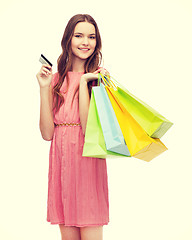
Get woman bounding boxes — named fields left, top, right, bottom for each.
left=36, top=14, right=109, bottom=240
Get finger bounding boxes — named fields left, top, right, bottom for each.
left=94, top=68, right=109, bottom=76
left=101, top=68, right=108, bottom=74
left=42, top=64, right=52, bottom=71
left=104, top=69, right=109, bottom=75
left=45, top=66, right=52, bottom=71
left=93, top=69, right=102, bottom=74
left=42, top=63, right=51, bottom=68
left=42, top=67, right=51, bottom=75
left=41, top=70, right=49, bottom=76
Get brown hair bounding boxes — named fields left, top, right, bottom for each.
left=53, top=14, right=102, bottom=113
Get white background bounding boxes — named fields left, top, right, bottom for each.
left=0, top=0, right=192, bottom=239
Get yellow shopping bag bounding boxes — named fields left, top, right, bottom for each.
left=99, top=73, right=173, bottom=138
left=105, top=86, right=168, bottom=161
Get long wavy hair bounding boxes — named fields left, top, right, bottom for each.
left=53, top=14, right=102, bottom=113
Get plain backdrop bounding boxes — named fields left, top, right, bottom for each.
left=0, top=0, right=192, bottom=239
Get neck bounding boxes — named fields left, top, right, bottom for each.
left=71, top=55, right=86, bottom=72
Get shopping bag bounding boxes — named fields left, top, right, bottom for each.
left=105, top=86, right=168, bottom=161
left=93, top=84, right=130, bottom=156
left=82, top=89, right=130, bottom=159
left=100, top=74, right=173, bottom=138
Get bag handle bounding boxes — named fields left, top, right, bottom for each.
left=97, top=73, right=102, bottom=86
left=99, top=73, right=117, bottom=90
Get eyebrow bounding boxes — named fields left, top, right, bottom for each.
left=74, top=32, right=96, bottom=35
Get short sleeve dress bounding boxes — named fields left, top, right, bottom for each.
left=47, top=72, right=109, bottom=227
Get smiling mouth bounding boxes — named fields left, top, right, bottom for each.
left=78, top=48, right=90, bottom=51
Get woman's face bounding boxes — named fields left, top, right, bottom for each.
left=71, top=21, right=96, bottom=62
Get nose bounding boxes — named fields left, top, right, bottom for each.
left=82, top=36, right=89, bottom=45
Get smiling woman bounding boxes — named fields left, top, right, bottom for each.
left=36, top=14, right=109, bottom=240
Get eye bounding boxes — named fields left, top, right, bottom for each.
left=89, top=36, right=96, bottom=39
left=74, top=34, right=82, bottom=38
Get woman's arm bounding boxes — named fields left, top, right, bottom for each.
left=36, top=64, right=55, bottom=141
left=39, top=86, right=55, bottom=140
left=79, top=68, right=108, bottom=135
left=79, top=76, right=91, bottom=135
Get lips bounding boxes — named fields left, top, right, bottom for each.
left=78, top=48, right=90, bottom=51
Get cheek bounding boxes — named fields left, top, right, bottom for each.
left=71, top=39, right=76, bottom=49
left=71, top=37, right=80, bottom=49
left=91, top=40, right=96, bottom=50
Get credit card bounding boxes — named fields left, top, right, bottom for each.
left=39, top=54, right=53, bottom=67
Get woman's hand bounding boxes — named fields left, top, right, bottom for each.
left=80, top=67, right=109, bottom=84
left=36, top=64, right=53, bottom=88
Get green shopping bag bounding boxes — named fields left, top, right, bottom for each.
left=100, top=74, right=173, bottom=138
left=82, top=89, right=130, bottom=159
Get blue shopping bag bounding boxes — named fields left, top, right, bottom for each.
left=93, top=83, right=130, bottom=156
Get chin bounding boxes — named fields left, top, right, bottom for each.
left=79, top=54, right=92, bottom=60
left=72, top=51, right=94, bottom=61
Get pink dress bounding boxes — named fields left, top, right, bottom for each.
left=47, top=72, right=109, bottom=227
